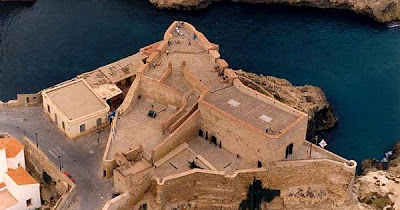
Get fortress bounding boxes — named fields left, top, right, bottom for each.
left=98, top=22, right=357, bottom=209
left=33, top=21, right=356, bottom=209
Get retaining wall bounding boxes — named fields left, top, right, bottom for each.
left=152, top=158, right=355, bottom=209
left=152, top=110, right=200, bottom=163
left=21, top=136, right=76, bottom=210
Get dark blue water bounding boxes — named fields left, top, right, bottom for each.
left=1, top=0, right=400, bottom=164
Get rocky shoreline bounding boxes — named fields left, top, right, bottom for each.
left=237, top=69, right=338, bottom=140
left=353, top=141, right=400, bottom=209
left=149, top=0, right=400, bottom=23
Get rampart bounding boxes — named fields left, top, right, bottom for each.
left=151, top=158, right=356, bottom=209
left=21, top=136, right=76, bottom=210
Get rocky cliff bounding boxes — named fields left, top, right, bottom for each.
left=149, top=0, right=400, bottom=23
left=352, top=141, right=400, bottom=210
left=236, top=69, right=337, bottom=140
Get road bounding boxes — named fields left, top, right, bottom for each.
left=0, top=106, right=115, bottom=210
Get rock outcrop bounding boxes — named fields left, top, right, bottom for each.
left=149, top=0, right=400, bottom=23
left=236, top=69, right=338, bottom=140
left=355, top=141, right=400, bottom=209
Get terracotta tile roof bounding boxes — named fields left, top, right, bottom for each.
left=6, top=167, right=38, bottom=185
left=0, top=183, right=5, bottom=188
left=0, top=137, right=23, bottom=158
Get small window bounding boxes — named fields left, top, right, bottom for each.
left=80, top=124, right=86, bottom=133
left=62, top=122, right=65, bottom=130
left=26, top=198, right=32, bottom=207
left=47, top=105, right=51, bottom=113
left=54, top=114, right=58, bottom=125
left=96, top=118, right=102, bottom=127
left=26, top=97, right=30, bottom=103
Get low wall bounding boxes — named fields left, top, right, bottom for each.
left=118, top=75, right=141, bottom=114
left=153, top=158, right=355, bottom=209
left=168, top=103, right=198, bottom=133
left=21, top=136, right=76, bottom=210
left=140, top=76, right=185, bottom=108
left=102, top=192, right=132, bottom=210
left=102, top=112, right=119, bottom=178
left=152, top=110, right=200, bottom=163
left=182, top=65, right=209, bottom=97
left=3, top=93, right=42, bottom=108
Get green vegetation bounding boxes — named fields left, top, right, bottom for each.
left=273, top=94, right=287, bottom=104
left=360, top=192, right=393, bottom=210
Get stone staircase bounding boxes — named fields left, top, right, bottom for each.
left=142, top=151, right=152, bottom=163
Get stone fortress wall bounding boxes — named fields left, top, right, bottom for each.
left=21, top=136, right=76, bottom=210
left=151, top=159, right=356, bottom=209
left=102, top=21, right=357, bottom=209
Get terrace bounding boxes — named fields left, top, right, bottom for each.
left=205, top=86, right=299, bottom=132
left=107, top=99, right=178, bottom=159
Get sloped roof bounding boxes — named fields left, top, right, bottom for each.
left=0, top=137, right=23, bottom=158
left=7, top=167, right=38, bottom=185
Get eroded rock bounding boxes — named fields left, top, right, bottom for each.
left=236, top=69, right=338, bottom=139
left=149, top=0, right=400, bottom=23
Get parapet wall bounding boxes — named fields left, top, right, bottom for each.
left=1, top=93, right=42, bottom=109
left=140, top=76, right=185, bottom=108
left=182, top=64, right=210, bottom=98
left=21, top=136, right=76, bottom=210
left=152, top=158, right=355, bottom=209
left=152, top=110, right=201, bottom=163
left=118, top=75, right=141, bottom=114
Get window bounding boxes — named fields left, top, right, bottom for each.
left=26, top=97, right=30, bottom=103
left=198, top=129, right=203, bottom=137
left=47, top=105, right=51, bottom=113
left=80, top=124, right=85, bottom=133
left=54, top=114, right=58, bottom=125
left=26, top=198, right=32, bottom=207
left=62, top=122, right=65, bottom=130
left=96, top=118, right=102, bottom=127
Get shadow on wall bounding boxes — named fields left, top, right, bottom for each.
left=239, top=178, right=281, bottom=210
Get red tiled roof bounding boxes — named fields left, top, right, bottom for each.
left=6, top=167, right=38, bottom=185
left=0, top=137, right=23, bottom=158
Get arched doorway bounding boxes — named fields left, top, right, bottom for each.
left=285, top=143, right=293, bottom=158
left=198, top=129, right=203, bottom=137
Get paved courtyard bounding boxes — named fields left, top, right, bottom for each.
left=0, top=106, right=114, bottom=210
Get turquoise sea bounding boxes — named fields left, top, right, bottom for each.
left=1, top=0, right=400, bottom=164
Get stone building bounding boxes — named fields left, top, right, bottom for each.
left=98, top=22, right=357, bottom=209
left=41, top=79, right=110, bottom=139
left=0, top=134, right=41, bottom=210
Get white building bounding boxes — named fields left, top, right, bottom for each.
left=0, top=134, right=41, bottom=210
left=41, top=79, right=110, bottom=139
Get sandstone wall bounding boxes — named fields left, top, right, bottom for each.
left=2, top=93, right=42, bottom=108
left=139, top=76, right=185, bottom=108
left=199, top=100, right=307, bottom=164
left=152, top=110, right=201, bottom=162
left=102, top=191, right=133, bottom=210
left=21, top=136, right=76, bottom=210
left=118, top=75, right=141, bottom=114
left=152, top=159, right=355, bottom=209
